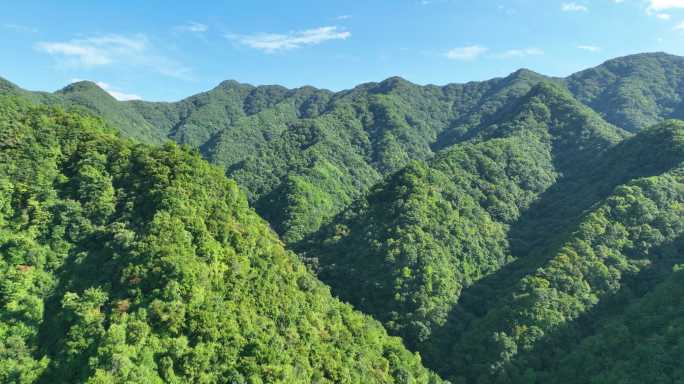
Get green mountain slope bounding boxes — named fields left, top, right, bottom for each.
left=566, top=52, right=684, bottom=132
left=537, top=264, right=684, bottom=384
left=227, top=71, right=547, bottom=243
left=0, top=96, right=442, bottom=384
left=0, top=69, right=549, bottom=244
left=297, top=82, right=627, bottom=352
left=435, top=121, right=684, bottom=383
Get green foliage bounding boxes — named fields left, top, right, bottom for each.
left=0, top=96, right=442, bottom=384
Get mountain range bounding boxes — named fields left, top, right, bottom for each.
left=2, top=51, right=684, bottom=383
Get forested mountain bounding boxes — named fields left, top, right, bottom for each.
left=297, top=82, right=627, bottom=351
left=0, top=78, right=167, bottom=144
left=3, top=53, right=682, bottom=246
left=0, top=96, right=442, bottom=383
left=566, top=52, right=684, bottom=132
left=2, top=52, right=684, bottom=384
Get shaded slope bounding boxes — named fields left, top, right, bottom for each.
left=538, top=262, right=684, bottom=384
left=299, top=83, right=626, bottom=353
left=0, top=71, right=549, bottom=244
left=435, top=121, right=684, bottom=382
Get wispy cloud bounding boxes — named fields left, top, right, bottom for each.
left=675, top=21, right=684, bottom=29
left=494, top=48, right=544, bottom=59
left=562, top=2, right=588, bottom=11
left=497, top=5, right=517, bottom=15
left=648, top=0, right=684, bottom=11
left=228, top=26, right=351, bottom=53
left=445, top=45, right=488, bottom=60
left=577, top=45, right=602, bottom=52
left=175, top=22, right=208, bottom=33
left=70, top=78, right=142, bottom=100
left=336, top=15, right=352, bottom=20
left=36, top=35, right=145, bottom=67
left=35, top=34, right=191, bottom=79
left=656, top=13, right=672, bottom=19
left=3, top=23, right=37, bottom=33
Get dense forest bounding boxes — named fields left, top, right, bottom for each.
left=0, top=97, right=441, bottom=383
left=2, top=52, right=684, bottom=383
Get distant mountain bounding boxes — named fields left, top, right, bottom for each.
left=566, top=52, right=684, bottom=132
left=3, top=53, right=683, bottom=245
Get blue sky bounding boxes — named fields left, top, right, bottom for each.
left=2, top=0, right=684, bottom=101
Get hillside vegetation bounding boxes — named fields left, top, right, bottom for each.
left=0, top=96, right=442, bottom=384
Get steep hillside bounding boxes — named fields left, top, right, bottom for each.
left=5, top=53, right=682, bottom=244
left=0, top=96, right=442, bottom=384
left=298, top=83, right=627, bottom=352
left=435, top=121, right=684, bottom=383
left=2, top=52, right=684, bottom=384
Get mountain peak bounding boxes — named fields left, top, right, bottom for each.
left=57, top=80, right=111, bottom=96
left=373, top=76, right=416, bottom=93
left=213, top=79, right=255, bottom=92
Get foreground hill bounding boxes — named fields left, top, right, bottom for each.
left=0, top=96, right=442, bottom=383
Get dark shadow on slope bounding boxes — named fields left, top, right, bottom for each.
left=422, top=231, right=684, bottom=382
left=418, top=122, right=684, bottom=376
left=486, top=234, right=684, bottom=383
left=456, top=121, right=684, bottom=318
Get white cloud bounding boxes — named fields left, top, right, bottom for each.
left=70, top=79, right=142, bottom=101
left=175, top=22, right=208, bottom=33
left=3, top=23, right=37, bottom=33
left=648, top=0, right=684, bottom=11
left=497, top=5, right=517, bottom=15
left=675, top=21, right=684, bottom=29
left=445, top=45, right=488, bottom=60
left=577, top=45, right=602, bottom=52
left=562, top=2, right=588, bottom=11
left=336, top=15, right=352, bottom=20
left=656, top=13, right=672, bottom=19
left=35, top=34, right=191, bottom=79
left=495, top=47, right=544, bottom=58
left=228, top=26, right=351, bottom=53
left=36, top=35, right=147, bottom=67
